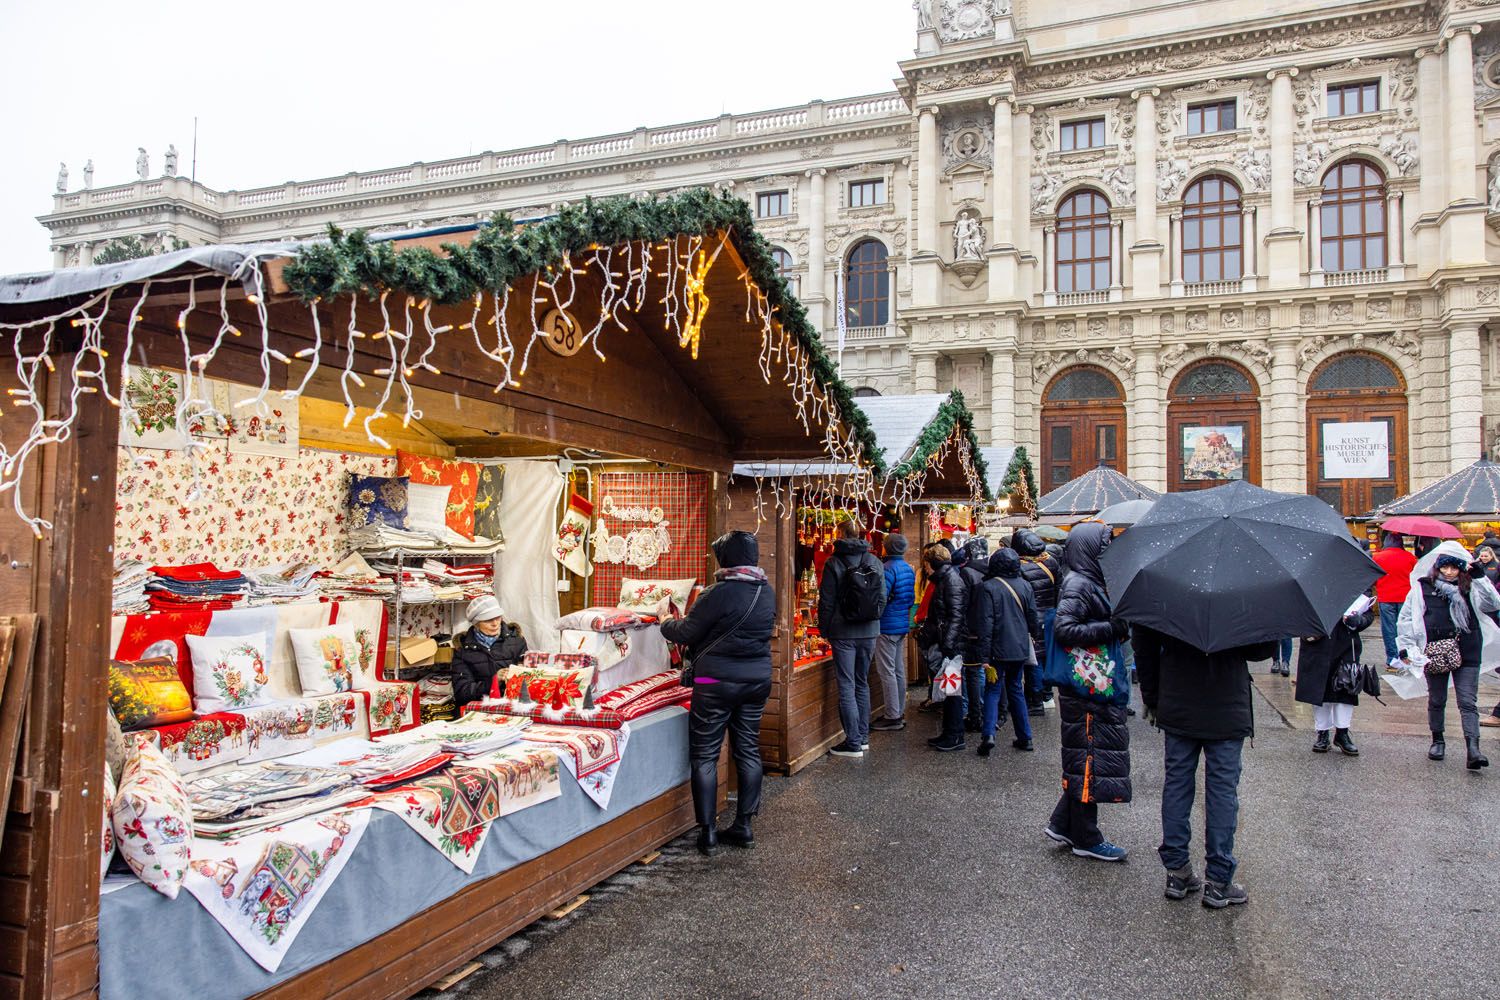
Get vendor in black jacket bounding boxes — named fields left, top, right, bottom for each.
left=661, top=530, right=776, bottom=857
left=1134, top=624, right=1276, bottom=910
left=451, top=596, right=528, bottom=708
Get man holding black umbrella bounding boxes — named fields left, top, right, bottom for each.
left=1102, top=481, right=1382, bottom=909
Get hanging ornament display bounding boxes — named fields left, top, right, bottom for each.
left=591, top=494, right=672, bottom=570
left=554, top=493, right=594, bottom=577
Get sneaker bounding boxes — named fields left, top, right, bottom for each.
left=931, top=736, right=966, bottom=752
left=1043, top=697, right=1056, bottom=709
left=1012, top=738, right=1034, bottom=751
left=1202, top=880, right=1249, bottom=908
left=829, top=741, right=864, bottom=758
left=1072, top=841, right=1128, bottom=862
left=861, top=743, right=871, bottom=752
left=1164, top=867, right=1203, bottom=900
left=870, top=716, right=906, bottom=731
left=1481, top=716, right=1500, bottom=729
left=1043, top=826, right=1074, bottom=848
left=1269, top=660, right=1282, bottom=674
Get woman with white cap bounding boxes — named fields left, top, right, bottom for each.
left=452, top=595, right=528, bottom=708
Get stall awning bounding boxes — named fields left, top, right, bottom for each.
left=1037, top=465, right=1160, bottom=518
left=979, top=446, right=1016, bottom=501
left=1375, top=459, right=1500, bottom=518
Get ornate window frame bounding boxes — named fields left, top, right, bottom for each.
left=1168, top=80, right=1253, bottom=148
left=1038, top=98, right=1122, bottom=165
left=1308, top=59, right=1400, bottom=135
left=746, top=177, right=799, bottom=221
left=838, top=163, right=897, bottom=214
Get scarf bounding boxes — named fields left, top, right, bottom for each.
left=1432, top=579, right=1473, bottom=634
left=716, top=566, right=768, bottom=584
left=473, top=628, right=500, bottom=649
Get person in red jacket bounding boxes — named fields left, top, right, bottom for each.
left=1372, top=533, right=1417, bottom=670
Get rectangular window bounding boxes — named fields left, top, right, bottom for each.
left=756, top=191, right=789, bottom=218
left=1327, top=80, right=1380, bottom=117
left=1059, top=117, right=1107, bottom=151
left=1186, top=100, right=1237, bottom=135
left=848, top=179, right=886, bottom=208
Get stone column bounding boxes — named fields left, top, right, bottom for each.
left=1131, top=347, right=1166, bottom=491
left=1387, top=191, right=1405, bottom=269
left=1110, top=219, right=1124, bottom=300
left=917, top=107, right=940, bottom=254
left=1169, top=213, right=1184, bottom=295
left=913, top=350, right=939, bottom=393
left=1013, top=105, right=1032, bottom=253
left=1042, top=225, right=1056, bottom=304
left=1443, top=27, right=1487, bottom=266
left=1308, top=197, right=1324, bottom=284
left=1266, top=336, right=1303, bottom=493
left=1415, top=46, right=1445, bottom=275
left=805, top=168, right=827, bottom=329
left=1265, top=68, right=1302, bottom=289
left=1131, top=89, right=1159, bottom=242
left=1243, top=206, right=1257, bottom=284
left=989, top=336, right=1017, bottom=447
left=989, top=97, right=1014, bottom=247
left=79, top=241, right=95, bottom=267
left=1449, top=323, right=1484, bottom=472
left=886, top=260, right=899, bottom=334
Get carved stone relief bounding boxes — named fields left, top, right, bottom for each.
left=1102, top=164, right=1135, bottom=206
left=1366, top=300, right=1391, bottom=321
left=942, top=115, right=995, bottom=172
left=1292, top=143, right=1329, bottom=187
left=1328, top=301, right=1354, bottom=324
left=937, top=0, right=1001, bottom=43
left=1377, top=133, right=1418, bottom=175
left=1235, top=151, right=1271, bottom=191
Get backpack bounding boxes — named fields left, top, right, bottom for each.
left=838, top=555, right=885, bottom=622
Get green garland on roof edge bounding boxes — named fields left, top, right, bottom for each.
left=888, top=388, right=992, bottom=501
left=1002, top=446, right=1038, bottom=506
left=280, top=188, right=883, bottom=476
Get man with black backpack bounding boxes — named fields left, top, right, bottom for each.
left=818, top=518, right=888, bottom=759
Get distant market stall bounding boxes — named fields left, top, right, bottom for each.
left=731, top=390, right=987, bottom=773
left=0, top=191, right=880, bottom=999
left=1373, top=458, right=1500, bottom=546
left=1036, top=464, right=1161, bottom=524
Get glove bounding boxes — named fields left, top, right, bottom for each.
left=1111, top=617, right=1130, bottom=640
left=1142, top=703, right=1158, bottom=728
left=1470, top=561, right=1487, bottom=579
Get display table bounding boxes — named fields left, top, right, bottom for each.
left=98, top=708, right=692, bottom=1000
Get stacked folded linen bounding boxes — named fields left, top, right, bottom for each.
left=112, top=559, right=151, bottom=614
left=242, top=562, right=322, bottom=605
left=145, top=562, right=247, bottom=611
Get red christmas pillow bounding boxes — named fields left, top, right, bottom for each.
left=395, top=451, right=479, bottom=540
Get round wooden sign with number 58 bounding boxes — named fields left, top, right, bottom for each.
left=541, top=308, right=582, bottom=357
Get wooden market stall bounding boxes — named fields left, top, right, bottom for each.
left=730, top=390, right=988, bottom=774
left=0, top=191, right=878, bottom=1000
left=1371, top=458, right=1500, bottom=548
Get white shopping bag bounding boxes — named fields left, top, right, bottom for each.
left=930, top=655, right=963, bottom=702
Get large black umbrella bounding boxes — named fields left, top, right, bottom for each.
left=1099, top=480, right=1381, bottom=652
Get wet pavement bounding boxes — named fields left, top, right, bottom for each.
left=432, top=682, right=1500, bottom=1000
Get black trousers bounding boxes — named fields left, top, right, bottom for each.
left=689, top=677, right=772, bottom=828
left=1048, top=792, right=1101, bottom=850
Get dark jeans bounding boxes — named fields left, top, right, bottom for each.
left=689, top=677, right=772, bottom=828
left=963, top=662, right=985, bottom=723
left=1049, top=792, right=1101, bottom=850
left=1276, top=637, right=1294, bottom=666
left=1427, top=661, right=1481, bottom=740
left=1028, top=608, right=1055, bottom=702
left=1378, top=601, right=1401, bottom=664
left=982, top=661, right=1030, bottom=741
left=831, top=637, right=875, bottom=747
left=1159, top=732, right=1244, bottom=885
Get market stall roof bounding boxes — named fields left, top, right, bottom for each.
left=0, top=190, right=883, bottom=482
left=732, top=390, right=989, bottom=502
left=1374, top=459, right=1500, bottom=518
left=1037, top=465, right=1161, bottom=519
left=980, top=446, right=1016, bottom=501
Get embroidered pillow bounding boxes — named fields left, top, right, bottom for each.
left=474, top=464, right=505, bottom=542
left=405, top=482, right=453, bottom=534
left=111, top=735, right=192, bottom=898
left=101, top=764, right=117, bottom=881
left=619, top=577, right=697, bottom=614
left=396, top=450, right=479, bottom=540
left=288, top=623, right=361, bottom=696
left=107, top=657, right=194, bottom=731
left=498, top=663, right=596, bottom=711
left=348, top=474, right=409, bottom=528
left=185, top=633, right=273, bottom=714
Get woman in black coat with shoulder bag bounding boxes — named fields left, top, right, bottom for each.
left=660, top=530, right=776, bottom=857
left=1295, top=595, right=1375, bottom=756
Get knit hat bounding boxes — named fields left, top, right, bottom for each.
left=466, top=595, right=504, bottom=623
left=883, top=533, right=908, bottom=557
left=1435, top=554, right=1467, bottom=572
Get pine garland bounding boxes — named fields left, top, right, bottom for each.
left=1001, top=446, right=1039, bottom=515
left=888, top=388, right=991, bottom=500
left=281, top=189, right=884, bottom=474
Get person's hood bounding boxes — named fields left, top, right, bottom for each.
left=950, top=545, right=970, bottom=568
left=1045, top=543, right=1065, bottom=562
left=963, top=537, right=989, bottom=560
left=1063, top=521, right=1111, bottom=585
left=1412, top=540, right=1475, bottom=584
left=1011, top=529, right=1046, bottom=558
left=833, top=537, right=869, bottom=559
left=712, top=529, right=759, bottom=568
left=883, top=533, right=908, bottom=557
left=986, top=548, right=1022, bottom=579
left=1381, top=532, right=1405, bottom=550
left=937, top=538, right=956, bottom=555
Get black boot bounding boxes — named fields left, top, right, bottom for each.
left=976, top=738, right=995, bottom=757
left=1429, top=732, right=1446, bottom=761
left=1467, top=737, right=1490, bottom=770
left=696, top=825, right=720, bottom=856
left=719, top=815, right=755, bottom=848
left=1312, top=730, right=1331, bottom=753
left=1334, top=728, right=1358, bottom=756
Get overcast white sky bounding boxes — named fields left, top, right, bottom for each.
left=0, top=1, right=914, bottom=275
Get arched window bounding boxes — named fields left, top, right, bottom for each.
left=844, top=239, right=889, bottom=327
left=1173, top=361, right=1254, bottom=398
left=1310, top=352, right=1402, bottom=393
left=852, top=386, right=881, bottom=398
left=1182, top=175, right=1242, bottom=283
left=1041, top=364, right=1127, bottom=487
left=1307, top=351, right=1407, bottom=516
left=1321, top=160, right=1387, bottom=273
left=769, top=246, right=794, bottom=279
left=1056, top=190, right=1111, bottom=293
left=1045, top=366, right=1123, bottom=403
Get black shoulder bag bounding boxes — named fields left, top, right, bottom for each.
left=679, top=587, right=765, bottom=687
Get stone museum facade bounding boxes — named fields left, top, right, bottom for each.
left=38, top=0, right=1500, bottom=511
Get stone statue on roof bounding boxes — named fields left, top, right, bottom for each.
left=136, top=147, right=149, bottom=180
left=56, top=162, right=68, bottom=193
left=164, top=144, right=178, bottom=177
left=83, top=159, right=94, bottom=189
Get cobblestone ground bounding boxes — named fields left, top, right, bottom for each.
left=428, top=672, right=1500, bottom=1000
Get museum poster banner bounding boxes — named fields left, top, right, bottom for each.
left=1322, top=421, right=1389, bottom=479
left=1182, top=425, right=1245, bottom=482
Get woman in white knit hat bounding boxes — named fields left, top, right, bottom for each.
left=452, top=595, right=528, bottom=708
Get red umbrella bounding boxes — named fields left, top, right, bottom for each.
left=1380, top=515, right=1462, bottom=539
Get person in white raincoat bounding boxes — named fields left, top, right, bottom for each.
left=1395, top=540, right=1500, bottom=770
